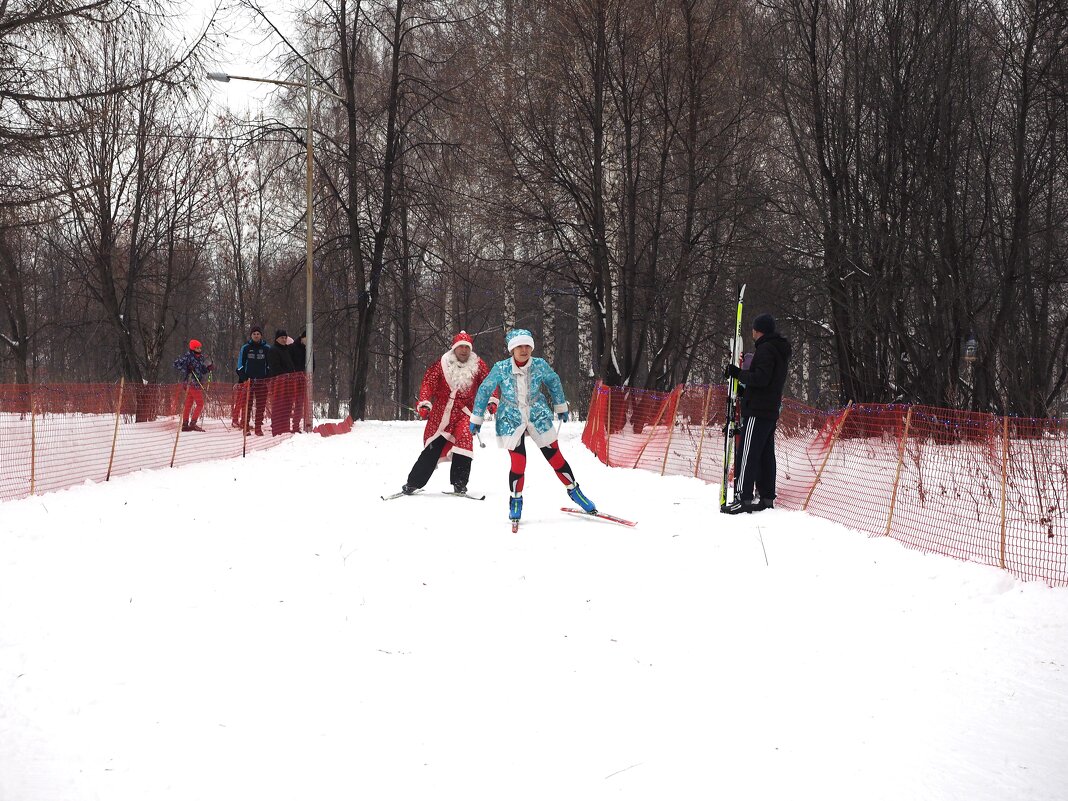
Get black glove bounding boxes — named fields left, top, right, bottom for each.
left=724, top=364, right=741, bottom=380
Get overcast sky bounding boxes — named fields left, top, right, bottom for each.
left=185, top=0, right=293, bottom=113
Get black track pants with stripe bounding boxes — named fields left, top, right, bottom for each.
left=406, top=435, right=472, bottom=489
left=733, top=416, right=778, bottom=503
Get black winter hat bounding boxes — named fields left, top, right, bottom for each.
left=250, top=325, right=262, bottom=335
left=275, top=328, right=288, bottom=340
left=752, top=314, right=776, bottom=334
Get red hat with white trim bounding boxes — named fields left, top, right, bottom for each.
left=451, top=330, right=473, bottom=351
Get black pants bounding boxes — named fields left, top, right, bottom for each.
left=406, top=435, right=472, bottom=489
left=734, top=416, right=777, bottom=503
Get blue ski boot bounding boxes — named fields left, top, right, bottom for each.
left=567, top=484, right=597, bottom=514
left=509, top=495, right=523, bottom=521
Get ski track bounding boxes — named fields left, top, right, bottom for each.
left=1, top=421, right=1067, bottom=800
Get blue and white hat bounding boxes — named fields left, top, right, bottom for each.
left=506, top=328, right=535, bottom=352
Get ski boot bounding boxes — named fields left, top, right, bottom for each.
left=453, top=482, right=468, bottom=495
left=753, top=497, right=774, bottom=512
left=567, top=484, right=597, bottom=514
left=722, top=498, right=758, bottom=515
left=401, top=484, right=418, bottom=495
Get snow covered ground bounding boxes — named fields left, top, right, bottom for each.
left=2, top=421, right=1067, bottom=800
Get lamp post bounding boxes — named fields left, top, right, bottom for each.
left=207, top=68, right=343, bottom=430
left=963, top=332, right=978, bottom=410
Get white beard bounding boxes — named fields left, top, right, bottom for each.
left=441, top=350, right=480, bottom=391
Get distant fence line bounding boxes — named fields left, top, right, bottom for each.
left=0, top=375, right=352, bottom=502
left=580, top=381, right=1068, bottom=587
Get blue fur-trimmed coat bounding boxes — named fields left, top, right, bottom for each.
left=472, top=357, right=569, bottom=449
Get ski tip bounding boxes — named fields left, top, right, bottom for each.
left=511, top=521, right=519, bottom=533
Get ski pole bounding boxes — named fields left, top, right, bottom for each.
left=476, top=432, right=486, bottom=449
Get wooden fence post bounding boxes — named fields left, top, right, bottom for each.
left=605, top=387, right=613, bottom=466
left=660, top=387, right=683, bottom=476
left=106, top=377, right=125, bottom=481
left=803, top=403, right=853, bottom=511
left=242, top=381, right=251, bottom=458
left=693, top=385, right=714, bottom=478
left=1000, top=416, right=1009, bottom=569
left=585, top=380, right=602, bottom=454
left=30, top=390, right=37, bottom=496
left=884, top=407, right=913, bottom=537
left=632, top=391, right=673, bottom=468
left=171, top=383, right=190, bottom=468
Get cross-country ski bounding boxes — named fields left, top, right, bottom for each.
left=442, top=490, right=486, bottom=500
left=381, top=488, right=423, bottom=501
left=560, top=507, right=637, bottom=527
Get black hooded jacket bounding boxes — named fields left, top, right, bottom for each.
left=290, top=333, right=307, bottom=372
left=266, top=341, right=296, bottom=376
left=738, top=332, right=792, bottom=420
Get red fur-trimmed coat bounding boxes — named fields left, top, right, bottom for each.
left=417, top=351, right=497, bottom=459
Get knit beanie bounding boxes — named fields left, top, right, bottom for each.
left=752, top=314, right=776, bottom=335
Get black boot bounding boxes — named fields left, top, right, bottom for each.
left=722, top=498, right=758, bottom=515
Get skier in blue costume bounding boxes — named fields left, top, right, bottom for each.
left=470, top=328, right=597, bottom=523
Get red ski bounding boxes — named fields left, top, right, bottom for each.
left=560, top=508, right=637, bottom=527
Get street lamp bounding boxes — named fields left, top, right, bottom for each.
left=207, top=67, right=343, bottom=430
left=962, top=332, right=979, bottom=411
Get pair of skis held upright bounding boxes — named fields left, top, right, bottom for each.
left=381, top=488, right=637, bottom=531
left=720, top=284, right=746, bottom=513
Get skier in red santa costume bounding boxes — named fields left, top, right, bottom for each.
left=399, top=331, right=498, bottom=495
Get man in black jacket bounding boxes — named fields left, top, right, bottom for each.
left=266, top=329, right=297, bottom=435
left=289, top=330, right=309, bottom=433
left=723, top=313, right=792, bottom=514
left=236, top=325, right=270, bottom=435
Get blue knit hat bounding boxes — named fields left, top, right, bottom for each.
left=506, top=328, right=535, bottom=352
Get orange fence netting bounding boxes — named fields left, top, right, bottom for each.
left=582, top=382, right=1068, bottom=586
left=0, top=374, right=350, bottom=502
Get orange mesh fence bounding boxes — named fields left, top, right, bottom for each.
left=0, top=373, right=341, bottom=502
left=582, top=382, right=1068, bottom=586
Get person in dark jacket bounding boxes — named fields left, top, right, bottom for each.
left=290, top=330, right=307, bottom=373
left=723, top=313, right=792, bottom=514
left=173, top=339, right=213, bottom=431
left=266, top=328, right=297, bottom=435
left=289, top=330, right=309, bottom=433
left=237, top=325, right=270, bottom=435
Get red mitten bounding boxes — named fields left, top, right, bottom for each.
left=418, top=405, right=430, bottom=419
